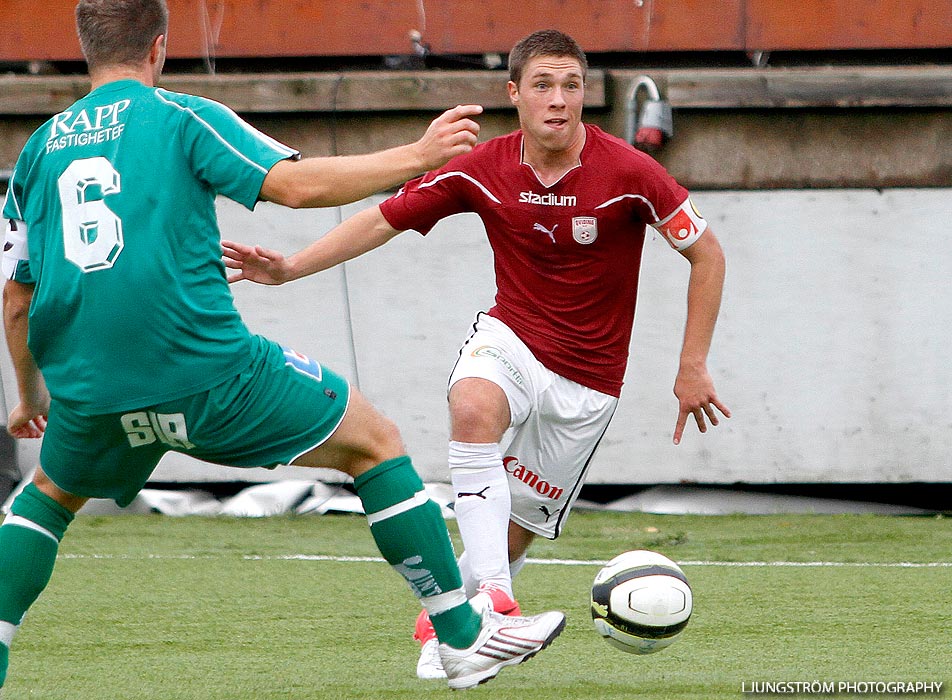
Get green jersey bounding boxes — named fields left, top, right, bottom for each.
left=2, top=79, right=298, bottom=412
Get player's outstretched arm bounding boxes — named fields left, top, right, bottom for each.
left=223, top=205, right=402, bottom=285
left=2, top=280, right=49, bottom=438
left=672, top=229, right=731, bottom=445
left=260, top=104, right=481, bottom=208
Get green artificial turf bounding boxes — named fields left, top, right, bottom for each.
left=4, top=511, right=949, bottom=699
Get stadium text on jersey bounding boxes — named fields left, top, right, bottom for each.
left=518, top=191, right=578, bottom=206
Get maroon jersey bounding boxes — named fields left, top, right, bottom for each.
left=379, top=124, right=705, bottom=397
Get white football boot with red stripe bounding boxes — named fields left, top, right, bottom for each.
left=414, top=585, right=529, bottom=681
left=439, top=608, right=566, bottom=689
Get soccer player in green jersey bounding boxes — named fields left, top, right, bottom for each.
left=0, top=0, right=564, bottom=690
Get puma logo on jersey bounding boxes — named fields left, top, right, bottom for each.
left=533, top=222, right=558, bottom=243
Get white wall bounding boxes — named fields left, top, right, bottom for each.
left=622, top=188, right=951, bottom=483
left=3, top=189, right=949, bottom=484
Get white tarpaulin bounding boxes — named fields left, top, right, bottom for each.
left=1, top=479, right=930, bottom=518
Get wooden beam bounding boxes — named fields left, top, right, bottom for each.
left=0, top=70, right=606, bottom=116
left=2, top=66, right=952, bottom=118
left=614, top=67, right=952, bottom=109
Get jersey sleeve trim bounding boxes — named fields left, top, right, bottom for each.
left=380, top=168, right=499, bottom=236
left=419, top=171, right=502, bottom=203
left=2, top=168, right=24, bottom=221
left=154, top=89, right=299, bottom=175
left=595, top=193, right=660, bottom=220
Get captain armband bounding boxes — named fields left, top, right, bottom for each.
left=652, top=198, right=707, bottom=251
left=2, top=219, right=29, bottom=280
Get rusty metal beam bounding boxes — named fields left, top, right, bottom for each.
left=1, top=1, right=950, bottom=62
left=746, top=0, right=952, bottom=51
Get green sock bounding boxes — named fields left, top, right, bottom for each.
left=354, top=457, right=481, bottom=649
left=0, top=483, right=75, bottom=686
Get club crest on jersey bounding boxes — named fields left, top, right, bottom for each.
left=572, top=216, right=598, bottom=245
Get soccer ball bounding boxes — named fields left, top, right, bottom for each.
left=590, top=549, right=693, bottom=655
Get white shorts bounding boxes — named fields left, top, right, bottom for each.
left=448, top=313, right=618, bottom=539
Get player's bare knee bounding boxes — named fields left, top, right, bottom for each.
left=342, top=389, right=406, bottom=458
left=369, top=412, right=405, bottom=461
left=33, top=467, right=87, bottom=512
left=341, top=414, right=406, bottom=478
left=450, top=394, right=509, bottom=442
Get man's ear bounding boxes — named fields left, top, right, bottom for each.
left=149, top=34, right=166, bottom=65
left=507, top=81, right=519, bottom=107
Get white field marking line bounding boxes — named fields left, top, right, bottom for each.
left=58, top=553, right=952, bottom=568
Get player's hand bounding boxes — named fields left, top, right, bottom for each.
left=414, top=104, right=482, bottom=171
left=221, top=240, right=293, bottom=285
left=7, top=401, right=48, bottom=439
left=672, top=365, right=730, bottom=445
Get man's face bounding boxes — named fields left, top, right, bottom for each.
left=508, top=55, right=585, bottom=154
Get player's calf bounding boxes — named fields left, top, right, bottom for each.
left=0, top=482, right=76, bottom=687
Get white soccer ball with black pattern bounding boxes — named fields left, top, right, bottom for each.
left=590, top=549, right=693, bottom=654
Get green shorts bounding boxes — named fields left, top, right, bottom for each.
left=39, top=336, right=350, bottom=507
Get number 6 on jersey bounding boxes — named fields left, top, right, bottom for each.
left=57, top=156, right=124, bottom=272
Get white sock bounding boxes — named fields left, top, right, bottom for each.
left=456, top=550, right=479, bottom=598
left=448, top=441, right=513, bottom=598
left=509, top=552, right=527, bottom=580
left=0, top=621, right=16, bottom=648
left=458, top=550, right=528, bottom=599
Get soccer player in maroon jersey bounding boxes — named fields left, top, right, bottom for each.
left=224, top=29, right=729, bottom=680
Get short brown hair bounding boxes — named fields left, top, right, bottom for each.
left=75, top=0, right=169, bottom=71
left=508, top=30, right=588, bottom=86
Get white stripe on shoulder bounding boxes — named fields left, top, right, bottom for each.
left=153, top=89, right=293, bottom=174
left=3, top=168, right=23, bottom=220
left=594, top=193, right=660, bottom=222
left=232, top=111, right=298, bottom=158
left=419, top=171, right=501, bottom=204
